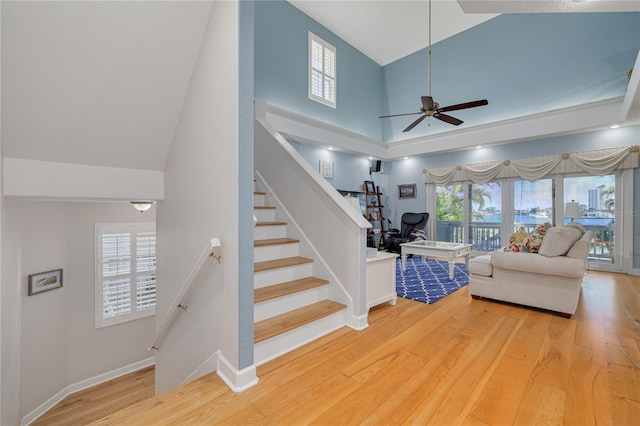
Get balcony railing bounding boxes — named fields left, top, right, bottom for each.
left=436, top=221, right=614, bottom=261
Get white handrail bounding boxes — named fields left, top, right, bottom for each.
left=149, top=238, right=222, bottom=351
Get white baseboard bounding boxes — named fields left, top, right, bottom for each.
left=632, top=267, right=640, bottom=276
left=217, top=353, right=259, bottom=392
left=22, top=357, right=155, bottom=426
left=347, top=312, right=369, bottom=331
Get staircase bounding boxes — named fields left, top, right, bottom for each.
left=253, top=190, right=347, bottom=365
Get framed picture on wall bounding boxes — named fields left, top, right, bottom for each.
left=319, top=160, right=333, bottom=178
left=28, top=268, right=63, bottom=296
left=398, top=183, right=417, bottom=199
left=364, top=180, right=376, bottom=194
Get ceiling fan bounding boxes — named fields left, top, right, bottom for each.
left=380, top=0, right=488, bottom=132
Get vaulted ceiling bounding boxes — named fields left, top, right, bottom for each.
left=2, top=1, right=639, bottom=173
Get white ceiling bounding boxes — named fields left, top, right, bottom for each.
left=288, top=0, right=640, bottom=66
left=2, top=1, right=213, bottom=171
left=2, top=1, right=639, bottom=174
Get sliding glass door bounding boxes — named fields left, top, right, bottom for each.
left=563, top=174, right=619, bottom=268
left=513, top=178, right=554, bottom=233
left=430, top=172, right=624, bottom=270
left=468, top=183, right=502, bottom=252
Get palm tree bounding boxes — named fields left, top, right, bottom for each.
left=436, top=184, right=494, bottom=222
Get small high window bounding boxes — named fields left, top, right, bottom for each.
left=309, top=32, right=336, bottom=108
left=95, top=222, right=156, bottom=328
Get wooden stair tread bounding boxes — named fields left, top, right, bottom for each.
left=255, top=221, right=287, bottom=227
left=254, top=300, right=346, bottom=343
left=254, top=191, right=266, bottom=195
left=255, top=277, right=329, bottom=303
left=254, top=256, right=313, bottom=272
left=254, top=206, right=276, bottom=210
left=254, top=238, right=300, bottom=247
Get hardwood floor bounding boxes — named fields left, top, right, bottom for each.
left=41, top=271, right=640, bottom=425
left=32, top=366, right=154, bottom=426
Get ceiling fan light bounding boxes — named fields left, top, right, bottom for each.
left=130, top=201, right=156, bottom=212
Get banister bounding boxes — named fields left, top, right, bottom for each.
left=149, top=238, right=222, bottom=351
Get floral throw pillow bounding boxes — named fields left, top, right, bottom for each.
left=505, top=228, right=528, bottom=252
left=504, top=222, right=552, bottom=253
left=523, top=222, right=552, bottom=253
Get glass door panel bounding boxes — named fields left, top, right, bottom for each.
left=468, top=183, right=501, bottom=252
left=563, top=175, right=616, bottom=266
left=435, top=185, right=464, bottom=243
left=513, top=179, right=554, bottom=233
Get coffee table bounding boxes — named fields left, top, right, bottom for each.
left=400, top=240, right=472, bottom=279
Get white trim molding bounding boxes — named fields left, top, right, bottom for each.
left=216, top=352, right=259, bottom=393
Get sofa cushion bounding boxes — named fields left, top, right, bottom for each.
left=566, top=230, right=594, bottom=259
left=539, top=226, right=582, bottom=257
left=491, top=250, right=585, bottom=279
left=565, top=221, right=586, bottom=235
left=469, top=254, right=492, bottom=277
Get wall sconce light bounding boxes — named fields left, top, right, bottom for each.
left=130, top=201, right=156, bottom=213
left=564, top=201, right=581, bottom=221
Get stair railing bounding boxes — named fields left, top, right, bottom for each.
left=149, top=238, right=222, bottom=351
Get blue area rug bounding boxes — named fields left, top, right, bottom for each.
left=396, top=256, right=469, bottom=304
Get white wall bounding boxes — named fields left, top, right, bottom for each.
left=18, top=201, right=156, bottom=416
left=1, top=198, right=22, bottom=426
left=155, top=1, right=245, bottom=393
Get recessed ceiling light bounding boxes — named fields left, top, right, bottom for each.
left=404, top=157, right=409, bottom=160
left=328, top=146, right=335, bottom=150
left=476, top=145, right=482, bottom=149
left=609, top=125, right=620, bottom=129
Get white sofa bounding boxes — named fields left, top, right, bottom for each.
left=468, top=228, right=593, bottom=318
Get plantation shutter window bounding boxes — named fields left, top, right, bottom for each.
left=309, top=32, right=336, bottom=108
left=96, top=223, right=156, bottom=328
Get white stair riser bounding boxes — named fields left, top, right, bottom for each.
left=253, top=208, right=276, bottom=222
left=254, top=310, right=346, bottom=366
left=254, top=243, right=299, bottom=263
left=254, top=224, right=286, bottom=240
left=254, top=263, right=313, bottom=289
left=254, top=286, right=329, bottom=322
left=254, top=193, right=265, bottom=206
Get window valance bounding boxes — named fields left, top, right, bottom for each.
left=422, top=145, right=640, bottom=185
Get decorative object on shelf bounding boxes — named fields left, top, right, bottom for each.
left=28, top=268, right=63, bottom=295
left=398, top=183, right=417, bottom=199
left=130, top=201, right=156, bottom=212
left=319, top=160, right=333, bottom=178
left=364, top=180, right=376, bottom=194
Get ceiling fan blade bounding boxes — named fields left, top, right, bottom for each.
left=402, top=114, right=427, bottom=132
left=379, top=112, right=422, bottom=119
left=438, top=99, right=488, bottom=113
left=421, top=96, right=434, bottom=111
left=434, top=113, right=463, bottom=126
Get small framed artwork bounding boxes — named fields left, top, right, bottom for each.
left=28, top=269, right=63, bottom=296
left=319, top=160, right=333, bottom=179
left=398, top=183, right=417, bottom=199
left=364, top=180, right=376, bottom=194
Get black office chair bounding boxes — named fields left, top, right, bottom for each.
left=385, top=212, right=429, bottom=254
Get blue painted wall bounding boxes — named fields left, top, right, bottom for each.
left=382, top=12, right=640, bottom=142
left=291, top=126, right=640, bottom=250
left=254, top=1, right=384, bottom=139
